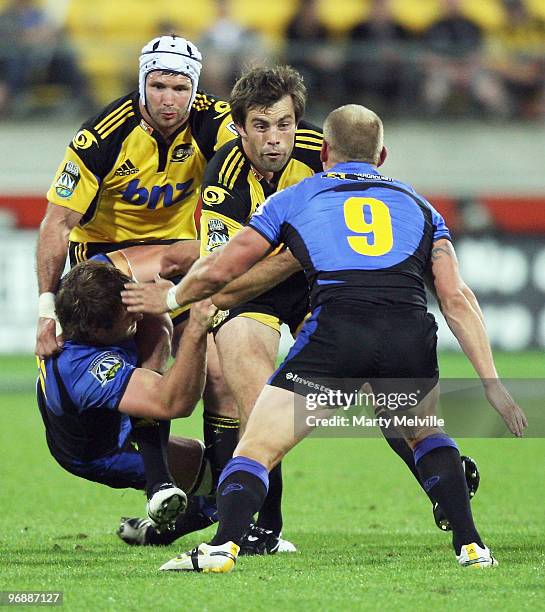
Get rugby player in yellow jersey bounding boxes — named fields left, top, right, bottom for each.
left=197, top=66, right=323, bottom=554
left=35, top=35, right=239, bottom=533
left=115, top=65, right=320, bottom=553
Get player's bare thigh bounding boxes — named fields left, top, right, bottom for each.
left=234, top=384, right=313, bottom=471
left=172, top=320, right=238, bottom=419
left=215, top=316, right=279, bottom=427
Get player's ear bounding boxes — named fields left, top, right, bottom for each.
left=235, top=122, right=247, bottom=138
left=320, top=140, right=329, bottom=166
left=377, top=146, right=387, bottom=167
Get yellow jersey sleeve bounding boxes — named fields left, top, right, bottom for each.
left=46, top=149, right=100, bottom=214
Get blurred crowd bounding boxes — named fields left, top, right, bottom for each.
left=1, top=0, right=544, bottom=120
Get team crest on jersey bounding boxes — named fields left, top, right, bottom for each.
left=171, top=144, right=195, bottom=163
left=55, top=161, right=81, bottom=198
left=202, top=186, right=231, bottom=206
left=89, top=352, right=124, bottom=386
left=72, top=129, right=98, bottom=150
left=206, top=218, right=229, bottom=251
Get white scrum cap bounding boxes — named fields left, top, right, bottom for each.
left=139, top=35, right=202, bottom=108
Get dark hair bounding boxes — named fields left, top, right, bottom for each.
left=229, top=65, right=307, bottom=127
left=55, top=261, right=132, bottom=344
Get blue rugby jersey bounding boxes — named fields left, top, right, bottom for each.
left=249, top=162, right=451, bottom=309
left=36, top=340, right=138, bottom=466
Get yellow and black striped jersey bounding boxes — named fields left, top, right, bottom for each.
left=200, top=121, right=323, bottom=255
left=47, top=91, right=236, bottom=244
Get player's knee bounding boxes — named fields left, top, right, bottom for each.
left=202, top=375, right=238, bottom=418
left=201, top=350, right=238, bottom=417
left=235, top=437, right=285, bottom=471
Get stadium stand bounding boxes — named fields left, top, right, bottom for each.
left=4, top=0, right=542, bottom=110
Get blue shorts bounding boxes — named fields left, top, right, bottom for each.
left=56, top=437, right=146, bottom=490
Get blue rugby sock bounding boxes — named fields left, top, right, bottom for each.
left=210, top=457, right=269, bottom=546
left=414, top=441, right=483, bottom=554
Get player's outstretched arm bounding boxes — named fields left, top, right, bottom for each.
left=118, top=299, right=216, bottom=419
left=35, top=203, right=83, bottom=358
left=430, top=238, right=528, bottom=437
left=122, top=227, right=273, bottom=314
left=213, top=248, right=302, bottom=310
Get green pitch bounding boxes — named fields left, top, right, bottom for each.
left=1, top=353, right=544, bottom=611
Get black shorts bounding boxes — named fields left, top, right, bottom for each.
left=214, top=271, right=310, bottom=336
left=269, top=301, right=439, bottom=399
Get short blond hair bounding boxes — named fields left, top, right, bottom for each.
left=323, top=104, right=384, bottom=164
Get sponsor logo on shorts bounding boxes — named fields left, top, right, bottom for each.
left=89, top=352, right=124, bottom=385
left=55, top=161, right=81, bottom=198
left=221, top=483, right=243, bottom=496
left=212, top=309, right=229, bottom=329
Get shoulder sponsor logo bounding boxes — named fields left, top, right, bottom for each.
left=171, top=144, right=195, bottom=163
left=213, top=100, right=231, bottom=119
left=206, top=218, right=229, bottom=252
left=55, top=161, right=81, bottom=198
left=72, top=129, right=98, bottom=150
left=226, top=121, right=238, bottom=135
left=202, top=186, right=231, bottom=206
left=89, top=352, right=124, bottom=386
left=115, top=159, right=139, bottom=176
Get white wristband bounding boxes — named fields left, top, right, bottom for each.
left=166, top=285, right=181, bottom=312
left=38, top=292, right=58, bottom=320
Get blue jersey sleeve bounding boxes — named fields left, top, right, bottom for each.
left=71, top=349, right=137, bottom=412
left=425, top=199, right=451, bottom=242
left=248, top=188, right=293, bottom=247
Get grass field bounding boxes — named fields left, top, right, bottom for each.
left=1, top=353, right=544, bottom=611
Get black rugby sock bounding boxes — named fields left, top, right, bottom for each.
left=203, top=411, right=240, bottom=488
left=256, top=462, right=283, bottom=536
left=130, top=417, right=173, bottom=498
left=415, top=446, right=483, bottom=554
left=211, top=471, right=268, bottom=546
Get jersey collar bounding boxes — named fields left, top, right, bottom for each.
left=329, top=161, right=380, bottom=174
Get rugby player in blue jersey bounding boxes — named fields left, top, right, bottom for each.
left=37, top=260, right=217, bottom=534
left=123, top=104, right=527, bottom=571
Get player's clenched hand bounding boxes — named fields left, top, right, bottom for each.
left=121, top=278, right=173, bottom=314
left=189, top=299, right=218, bottom=330
left=35, top=317, right=63, bottom=358
left=484, top=380, right=528, bottom=438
